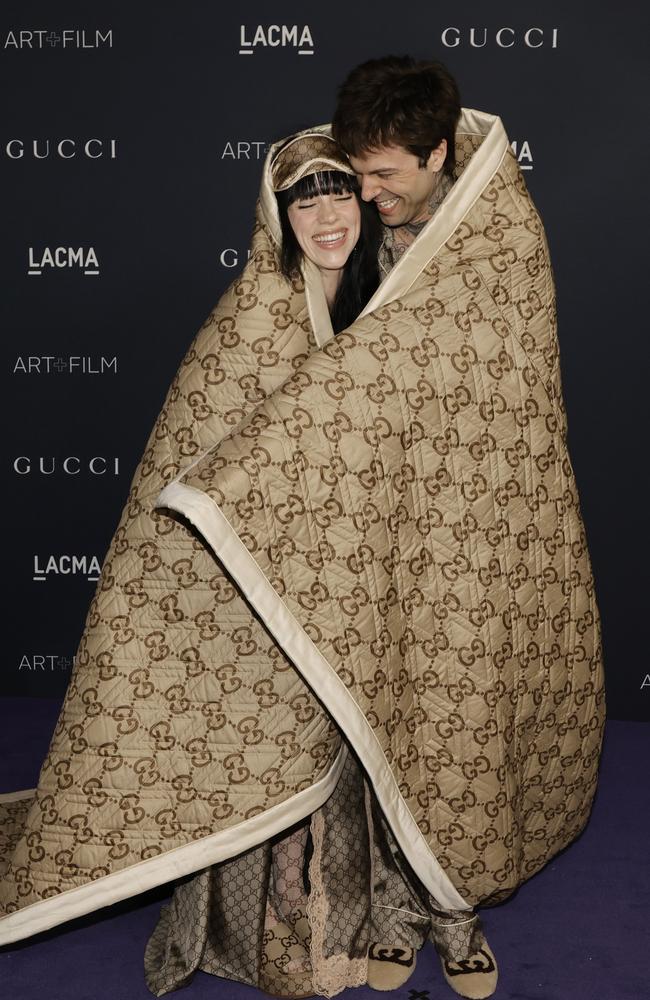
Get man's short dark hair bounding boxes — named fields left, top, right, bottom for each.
left=332, top=56, right=461, bottom=179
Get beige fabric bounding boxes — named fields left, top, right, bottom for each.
left=0, top=110, right=605, bottom=947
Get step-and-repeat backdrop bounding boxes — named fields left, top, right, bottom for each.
left=3, top=2, right=647, bottom=720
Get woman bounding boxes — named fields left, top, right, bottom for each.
left=271, top=131, right=380, bottom=332
left=0, top=131, right=388, bottom=997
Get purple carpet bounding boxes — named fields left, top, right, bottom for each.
left=1, top=699, right=647, bottom=1000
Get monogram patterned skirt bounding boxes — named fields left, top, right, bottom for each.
left=144, top=749, right=480, bottom=998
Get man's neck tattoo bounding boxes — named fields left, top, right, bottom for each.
left=403, top=217, right=430, bottom=238
left=397, top=174, right=453, bottom=243
left=378, top=174, right=453, bottom=274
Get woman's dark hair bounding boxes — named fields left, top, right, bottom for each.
left=276, top=170, right=380, bottom=334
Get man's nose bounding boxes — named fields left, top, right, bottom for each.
left=360, top=176, right=380, bottom=201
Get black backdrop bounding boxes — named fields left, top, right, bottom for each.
left=2, top=1, right=648, bottom=720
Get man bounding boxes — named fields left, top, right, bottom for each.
left=332, top=56, right=460, bottom=275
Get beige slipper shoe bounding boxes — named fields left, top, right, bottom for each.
left=367, top=943, right=417, bottom=991
left=439, top=939, right=498, bottom=999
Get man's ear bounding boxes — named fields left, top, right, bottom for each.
left=427, top=139, right=447, bottom=173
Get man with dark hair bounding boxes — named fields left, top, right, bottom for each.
left=333, top=56, right=461, bottom=274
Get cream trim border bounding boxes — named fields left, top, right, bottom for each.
left=156, top=482, right=469, bottom=912
left=0, top=744, right=346, bottom=945
left=304, top=257, right=334, bottom=347
left=0, top=788, right=36, bottom=803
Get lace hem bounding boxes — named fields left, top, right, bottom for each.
left=307, top=808, right=367, bottom=997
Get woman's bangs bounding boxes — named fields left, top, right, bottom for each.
left=287, top=170, right=357, bottom=204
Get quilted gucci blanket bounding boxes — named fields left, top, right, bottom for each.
left=0, top=111, right=605, bottom=946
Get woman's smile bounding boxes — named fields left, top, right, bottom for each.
left=312, top=228, right=348, bottom=247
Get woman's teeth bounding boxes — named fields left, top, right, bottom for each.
left=313, top=230, right=346, bottom=244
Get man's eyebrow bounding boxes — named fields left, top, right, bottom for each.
left=357, top=167, right=396, bottom=176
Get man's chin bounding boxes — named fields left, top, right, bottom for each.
left=376, top=200, right=407, bottom=227
left=381, top=214, right=408, bottom=228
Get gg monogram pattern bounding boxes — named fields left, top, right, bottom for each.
left=145, top=749, right=372, bottom=997
left=0, top=206, right=341, bottom=933
left=170, top=142, right=605, bottom=907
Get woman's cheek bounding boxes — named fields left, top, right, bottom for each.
left=348, top=203, right=362, bottom=247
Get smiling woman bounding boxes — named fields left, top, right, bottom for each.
left=273, top=133, right=381, bottom=332
left=287, top=188, right=360, bottom=299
